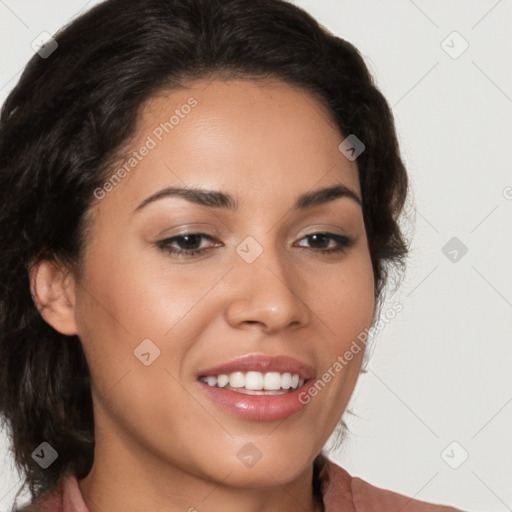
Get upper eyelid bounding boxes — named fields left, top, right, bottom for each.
left=162, top=221, right=350, bottom=238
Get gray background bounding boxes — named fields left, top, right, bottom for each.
left=1, top=1, right=511, bottom=510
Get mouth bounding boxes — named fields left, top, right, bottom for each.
left=196, top=354, right=316, bottom=421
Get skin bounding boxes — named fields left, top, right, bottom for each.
left=31, top=78, right=375, bottom=512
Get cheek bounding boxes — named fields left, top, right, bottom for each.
left=309, top=247, right=374, bottom=402
left=313, top=248, right=375, bottom=346
left=76, top=241, right=190, bottom=339
left=73, top=240, right=227, bottom=395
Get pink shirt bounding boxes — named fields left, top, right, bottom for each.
left=17, top=457, right=465, bottom=511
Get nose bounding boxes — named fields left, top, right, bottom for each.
left=224, top=241, right=311, bottom=334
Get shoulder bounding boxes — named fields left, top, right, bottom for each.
left=319, top=455, right=466, bottom=512
left=350, top=474, right=465, bottom=512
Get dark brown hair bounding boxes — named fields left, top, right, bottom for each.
left=0, top=0, right=409, bottom=502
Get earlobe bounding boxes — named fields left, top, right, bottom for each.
left=29, top=259, right=79, bottom=336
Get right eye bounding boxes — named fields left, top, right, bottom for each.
left=157, top=233, right=221, bottom=258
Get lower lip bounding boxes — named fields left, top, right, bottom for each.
left=198, top=380, right=312, bottom=421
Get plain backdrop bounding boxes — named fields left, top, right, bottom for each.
left=0, top=1, right=511, bottom=511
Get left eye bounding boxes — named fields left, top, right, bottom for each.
left=296, top=232, right=352, bottom=254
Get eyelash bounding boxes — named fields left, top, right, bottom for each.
left=157, top=232, right=353, bottom=259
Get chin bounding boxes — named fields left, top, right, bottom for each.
left=205, top=447, right=315, bottom=488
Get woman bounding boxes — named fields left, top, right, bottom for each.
left=0, top=0, right=466, bottom=510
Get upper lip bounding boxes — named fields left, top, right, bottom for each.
left=197, top=354, right=316, bottom=380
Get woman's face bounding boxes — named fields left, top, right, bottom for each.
left=72, top=78, right=375, bottom=491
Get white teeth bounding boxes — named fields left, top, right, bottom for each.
left=263, top=372, right=282, bottom=390
left=229, top=371, right=245, bottom=388
left=200, top=371, right=305, bottom=392
left=217, top=374, right=229, bottom=387
left=245, top=371, right=263, bottom=390
left=281, top=372, right=292, bottom=389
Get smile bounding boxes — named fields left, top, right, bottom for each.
left=198, top=371, right=305, bottom=395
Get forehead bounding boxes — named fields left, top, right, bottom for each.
left=98, top=78, right=361, bottom=214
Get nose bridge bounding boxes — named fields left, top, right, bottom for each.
left=224, top=233, right=310, bottom=332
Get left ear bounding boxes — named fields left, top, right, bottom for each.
left=29, top=258, right=79, bottom=336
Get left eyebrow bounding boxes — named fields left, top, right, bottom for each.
left=295, top=184, right=362, bottom=209
left=132, top=183, right=362, bottom=214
